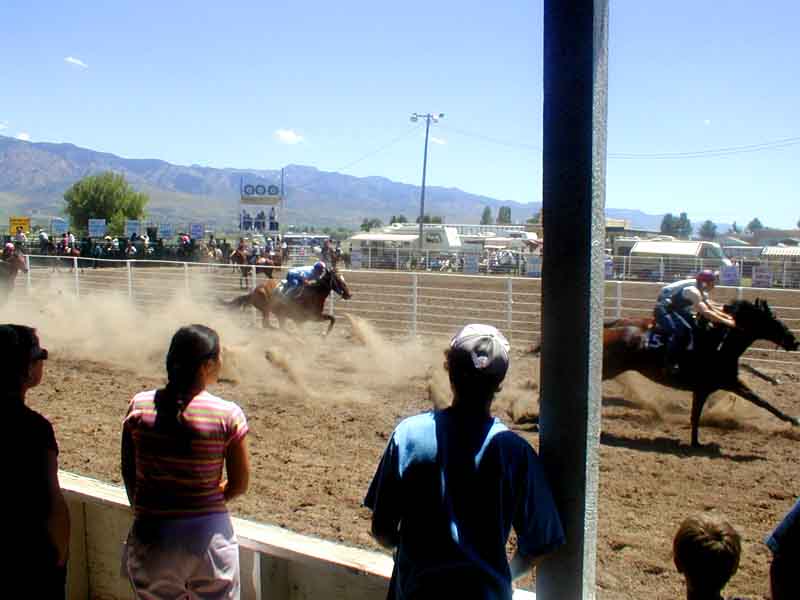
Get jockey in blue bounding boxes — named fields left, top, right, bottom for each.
left=284, top=261, right=327, bottom=299
left=654, top=270, right=736, bottom=375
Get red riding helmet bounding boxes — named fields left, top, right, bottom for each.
left=696, top=270, right=717, bottom=285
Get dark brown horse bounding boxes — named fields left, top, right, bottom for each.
left=221, top=268, right=352, bottom=335
left=0, top=252, right=29, bottom=304
left=602, top=299, right=799, bottom=447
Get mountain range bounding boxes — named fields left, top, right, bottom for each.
left=0, top=134, right=668, bottom=231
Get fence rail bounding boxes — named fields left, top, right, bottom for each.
left=9, top=255, right=800, bottom=371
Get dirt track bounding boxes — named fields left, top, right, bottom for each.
left=6, top=272, right=800, bottom=599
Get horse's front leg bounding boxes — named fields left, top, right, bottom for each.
left=740, top=363, right=781, bottom=386
left=323, top=313, right=335, bottom=337
left=691, top=388, right=712, bottom=448
left=725, top=379, right=800, bottom=427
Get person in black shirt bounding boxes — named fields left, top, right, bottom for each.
left=1, top=324, right=70, bottom=599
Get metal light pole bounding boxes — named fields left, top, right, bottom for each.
left=410, top=112, right=444, bottom=250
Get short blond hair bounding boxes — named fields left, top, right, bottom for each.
left=673, top=513, right=741, bottom=593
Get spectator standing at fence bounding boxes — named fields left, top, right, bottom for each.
left=1, top=324, right=70, bottom=599
left=673, top=513, right=743, bottom=600
left=121, top=325, right=250, bottom=599
left=15, top=226, right=28, bottom=243
left=365, top=324, right=564, bottom=599
left=766, top=498, right=800, bottom=600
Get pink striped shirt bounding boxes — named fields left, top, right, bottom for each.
left=124, top=389, right=248, bottom=518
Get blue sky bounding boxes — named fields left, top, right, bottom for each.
left=2, top=0, right=798, bottom=227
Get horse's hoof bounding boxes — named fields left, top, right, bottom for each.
left=792, top=416, right=800, bottom=427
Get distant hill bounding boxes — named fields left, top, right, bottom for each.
left=0, top=134, right=684, bottom=231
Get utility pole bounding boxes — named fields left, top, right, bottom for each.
left=410, top=112, right=444, bottom=250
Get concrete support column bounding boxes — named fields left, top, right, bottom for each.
left=537, top=1, right=609, bottom=599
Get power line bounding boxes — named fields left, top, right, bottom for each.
left=439, top=124, right=800, bottom=160
left=287, top=124, right=422, bottom=193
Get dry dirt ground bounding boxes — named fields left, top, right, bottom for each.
left=6, top=285, right=800, bottom=599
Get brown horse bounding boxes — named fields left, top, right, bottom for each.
left=602, top=299, right=799, bottom=447
left=221, top=268, right=352, bottom=335
left=0, top=252, right=29, bottom=304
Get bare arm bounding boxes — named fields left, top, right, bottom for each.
left=222, top=436, right=250, bottom=502
left=47, top=451, right=71, bottom=566
left=696, top=301, right=736, bottom=327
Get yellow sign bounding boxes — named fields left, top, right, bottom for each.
left=9, top=216, right=31, bottom=234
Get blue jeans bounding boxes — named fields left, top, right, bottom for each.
left=654, top=304, right=693, bottom=364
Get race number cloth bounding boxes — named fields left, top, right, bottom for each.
left=124, top=390, right=248, bottom=518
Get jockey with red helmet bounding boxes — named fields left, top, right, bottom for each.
left=3, top=242, right=16, bottom=260
left=654, top=270, right=736, bottom=375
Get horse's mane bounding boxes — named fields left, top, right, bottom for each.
left=724, top=298, right=774, bottom=319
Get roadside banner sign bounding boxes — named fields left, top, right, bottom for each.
left=9, top=216, right=31, bottom=233
left=189, top=223, right=204, bottom=239
left=88, top=219, right=107, bottom=238
left=463, top=253, right=479, bottom=274
left=719, top=264, right=740, bottom=286
left=526, top=255, right=542, bottom=277
left=752, top=265, right=773, bottom=288
left=51, top=218, right=68, bottom=235
left=158, top=223, right=174, bottom=239
left=125, top=220, right=141, bottom=237
left=350, top=249, right=362, bottom=269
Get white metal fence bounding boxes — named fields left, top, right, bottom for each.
left=9, top=255, right=800, bottom=371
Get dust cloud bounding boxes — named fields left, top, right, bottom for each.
left=3, top=280, right=451, bottom=408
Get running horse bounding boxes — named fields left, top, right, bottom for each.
left=601, top=299, right=799, bottom=447
left=0, top=252, right=29, bottom=305
left=221, top=268, right=352, bottom=335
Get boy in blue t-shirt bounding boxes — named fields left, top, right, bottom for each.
left=365, top=324, right=564, bottom=599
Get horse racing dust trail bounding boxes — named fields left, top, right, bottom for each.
left=5, top=292, right=799, bottom=599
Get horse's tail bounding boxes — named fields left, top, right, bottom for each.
left=219, top=293, right=252, bottom=309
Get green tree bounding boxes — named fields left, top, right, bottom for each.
left=676, top=212, right=692, bottom=239
left=360, top=218, right=383, bottom=232
left=729, top=221, right=740, bottom=234
left=699, top=220, right=717, bottom=240
left=746, top=218, right=764, bottom=233
left=797, top=218, right=800, bottom=229
left=480, top=206, right=493, bottom=225
left=660, top=213, right=677, bottom=235
left=527, top=209, right=543, bottom=225
left=496, top=206, right=512, bottom=224
left=395, top=214, right=408, bottom=223
left=63, top=172, right=148, bottom=235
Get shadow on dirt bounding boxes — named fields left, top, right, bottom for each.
left=599, top=432, right=765, bottom=462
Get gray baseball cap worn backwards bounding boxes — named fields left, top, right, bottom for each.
left=449, top=324, right=511, bottom=379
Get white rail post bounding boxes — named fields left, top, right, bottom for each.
left=26, top=255, right=32, bottom=293
left=658, top=257, right=664, bottom=282
left=411, top=273, right=418, bottom=336
left=73, top=257, right=80, bottom=297
left=783, top=260, right=788, bottom=288
left=506, top=277, right=513, bottom=338
left=127, top=260, right=133, bottom=299
left=396, top=247, right=400, bottom=271
left=368, top=247, right=372, bottom=270
left=737, top=285, right=743, bottom=301
left=615, top=279, right=622, bottom=319
left=621, top=254, right=627, bottom=280
left=183, top=262, right=190, bottom=294
left=250, top=265, right=257, bottom=290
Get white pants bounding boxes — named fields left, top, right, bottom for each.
left=126, top=513, right=240, bottom=600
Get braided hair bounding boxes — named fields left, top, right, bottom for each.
left=155, top=325, right=220, bottom=441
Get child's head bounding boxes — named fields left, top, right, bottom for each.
left=673, top=513, right=741, bottom=594
left=445, top=324, right=510, bottom=409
